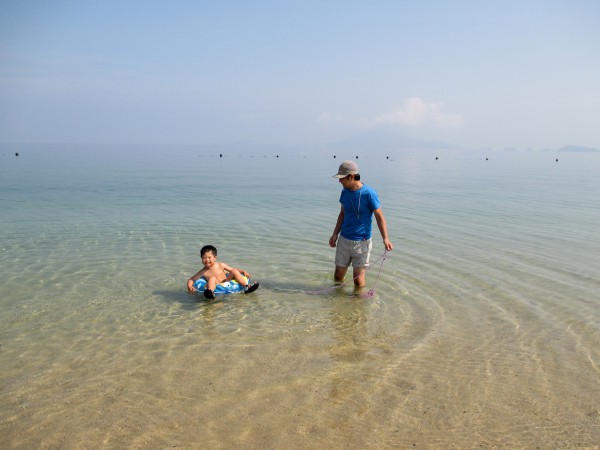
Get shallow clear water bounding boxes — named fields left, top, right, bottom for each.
left=1, top=144, right=599, bottom=448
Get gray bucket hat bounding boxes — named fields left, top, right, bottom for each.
left=333, top=160, right=359, bottom=178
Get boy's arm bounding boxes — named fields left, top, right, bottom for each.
left=187, top=269, right=205, bottom=293
left=374, top=208, right=393, bottom=251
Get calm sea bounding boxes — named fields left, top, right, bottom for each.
left=1, top=143, right=599, bottom=448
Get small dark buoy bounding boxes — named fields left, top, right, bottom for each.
left=435, top=156, right=438, bottom=160
left=276, top=155, right=279, bottom=158
left=386, top=156, right=389, bottom=159
left=15, top=152, right=19, bottom=157
left=556, top=158, right=559, bottom=162
left=355, top=155, right=359, bottom=159
left=333, top=155, right=336, bottom=158
left=486, top=157, right=489, bottom=161
left=219, top=154, right=223, bottom=158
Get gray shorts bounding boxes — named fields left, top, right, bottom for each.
left=335, top=235, right=372, bottom=268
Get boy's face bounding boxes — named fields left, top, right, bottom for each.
left=201, top=251, right=217, bottom=268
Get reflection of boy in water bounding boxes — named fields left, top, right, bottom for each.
left=329, top=161, right=393, bottom=287
left=187, top=245, right=259, bottom=299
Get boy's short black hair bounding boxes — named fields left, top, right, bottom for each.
left=201, top=245, right=217, bottom=257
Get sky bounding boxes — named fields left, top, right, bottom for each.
left=1, top=0, right=599, bottom=150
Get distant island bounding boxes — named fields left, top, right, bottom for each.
left=558, top=145, right=600, bottom=153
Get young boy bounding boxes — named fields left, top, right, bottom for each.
left=187, top=245, right=259, bottom=299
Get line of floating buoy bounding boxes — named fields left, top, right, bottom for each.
left=207, top=154, right=567, bottom=162
left=324, top=155, right=570, bottom=163
left=214, top=153, right=280, bottom=158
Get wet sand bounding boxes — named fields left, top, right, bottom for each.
left=2, top=280, right=599, bottom=449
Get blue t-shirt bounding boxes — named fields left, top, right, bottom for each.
left=339, top=183, right=381, bottom=241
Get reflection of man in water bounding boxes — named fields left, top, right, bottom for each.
left=329, top=160, right=393, bottom=287
left=328, top=298, right=369, bottom=403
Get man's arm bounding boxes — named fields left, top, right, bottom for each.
left=373, top=208, right=393, bottom=251
left=329, top=206, right=345, bottom=247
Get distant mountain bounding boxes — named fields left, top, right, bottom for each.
left=558, top=145, right=600, bottom=153
left=327, top=130, right=462, bottom=151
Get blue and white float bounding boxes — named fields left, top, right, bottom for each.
left=193, top=276, right=250, bottom=295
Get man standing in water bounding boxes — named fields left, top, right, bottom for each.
left=329, top=160, right=393, bottom=287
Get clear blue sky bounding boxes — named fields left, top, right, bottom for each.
left=1, top=0, right=599, bottom=149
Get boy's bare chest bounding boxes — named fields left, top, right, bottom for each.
left=203, top=265, right=227, bottom=280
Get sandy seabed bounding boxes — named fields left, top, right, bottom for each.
left=2, top=281, right=599, bottom=450
left=2, top=148, right=599, bottom=448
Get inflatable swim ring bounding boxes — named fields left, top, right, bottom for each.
left=193, top=276, right=250, bottom=295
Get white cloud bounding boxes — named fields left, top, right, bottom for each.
left=318, top=97, right=464, bottom=131
left=372, top=97, right=464, bottom=129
